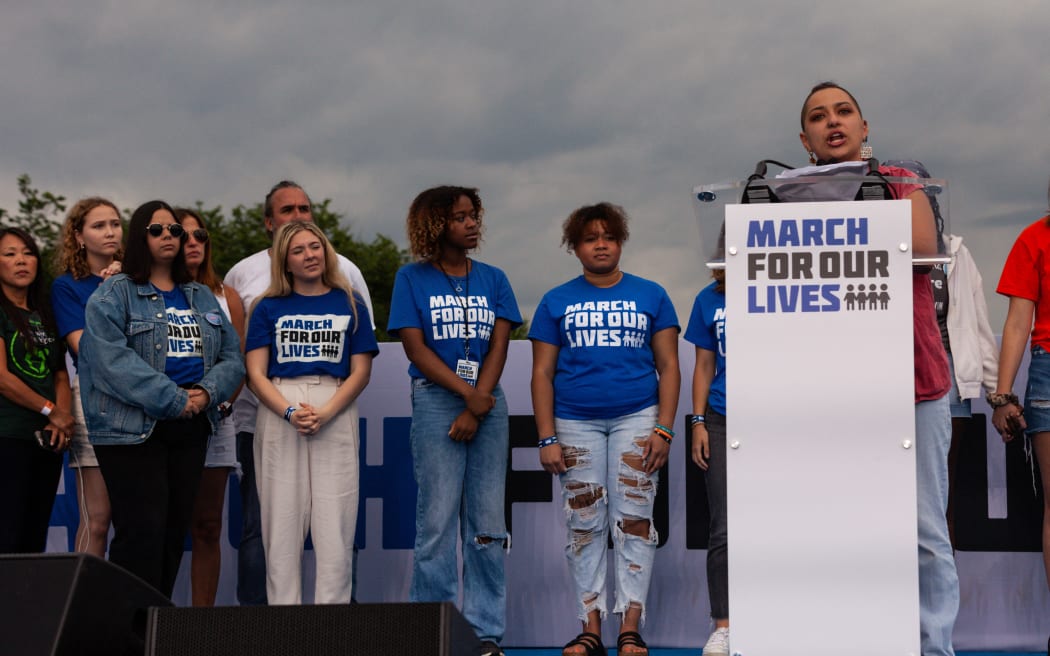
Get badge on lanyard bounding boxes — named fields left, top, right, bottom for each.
left=456, top=358, right=479, bottom=386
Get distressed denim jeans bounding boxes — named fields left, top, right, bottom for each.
left=556, top=405, right=659, bottom=622
left=408, top=379, right=508, bottom=644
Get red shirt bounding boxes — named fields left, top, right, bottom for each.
left=997, top=216, right=1050, bottom=351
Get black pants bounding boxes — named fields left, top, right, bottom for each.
left=703, top=408, right=729, bottom=619
left=95, top=414, right=209, bottom=597
left=0, top=436, right=62, bottom=553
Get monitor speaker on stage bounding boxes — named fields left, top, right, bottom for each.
left=0, top=552, right=172, bottom=656
left=144, top=601, right=480, bottom=656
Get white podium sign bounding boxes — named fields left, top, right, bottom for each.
left=724, top=200, right=920, bottom=655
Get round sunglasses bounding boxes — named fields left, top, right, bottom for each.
left=146, top=223, right=186, bottom=238
left=145, top=224, right=209, bottom=242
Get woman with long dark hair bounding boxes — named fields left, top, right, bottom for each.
left=175, top=207, right=246, bottom=606
left=79, top=200, right=243, bottom=597
left=0, top=227, right=73, bottom=553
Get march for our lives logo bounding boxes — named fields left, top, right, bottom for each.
left=745, top=217, right=892, bottom=314
left=562, top=300, right=648, bottom=348
left=167, top=308, right=203, bottom=357
left=429, top=295, right=496, bottom=341
left=276, top=314, right=349, bottom=363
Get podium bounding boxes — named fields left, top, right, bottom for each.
left=692, top=169, right=950, bottom=656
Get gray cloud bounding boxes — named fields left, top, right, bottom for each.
left=2, top=1, right=1048, bottom=328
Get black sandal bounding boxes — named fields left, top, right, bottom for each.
left=563, top=631, right=606, bottom=656
left=617, top=631, right=648, bottom=655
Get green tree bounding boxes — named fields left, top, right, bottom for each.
left=0, top=174, right=68, bottom=280
left=191, top=198, right=409, bottom=341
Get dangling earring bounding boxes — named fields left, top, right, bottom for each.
left=808, top=152, right=816, bottom=165
left=79, top=242, right=86, bottom=250
left=860, top=138, right=873, bottom=160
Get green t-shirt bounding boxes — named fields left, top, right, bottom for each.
left=0, top=307, right=64, bottom=441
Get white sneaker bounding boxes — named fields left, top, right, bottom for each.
left=702, top=626, right=730, bottom=656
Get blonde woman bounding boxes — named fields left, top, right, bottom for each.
left=245, top=220, right=376, bottom=604
left=50, top=197, right=123, bottom=557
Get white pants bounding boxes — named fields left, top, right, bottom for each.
left=254, top=375, right=360, bottom=604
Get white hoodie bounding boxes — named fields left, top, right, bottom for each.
left=944, top=234, right=999, bottom=399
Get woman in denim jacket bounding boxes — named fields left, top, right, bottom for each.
left=79, top=200, right=244, bottom=597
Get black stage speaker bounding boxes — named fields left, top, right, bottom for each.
left=0, top=552, right=172, bottom=656
left=145, top=601, right=481, bottom=656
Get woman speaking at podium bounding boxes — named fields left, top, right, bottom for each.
left=797, top=82, right=957, bottom=656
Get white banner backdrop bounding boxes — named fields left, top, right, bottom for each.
left=46, top=341, right=1049, bottom=650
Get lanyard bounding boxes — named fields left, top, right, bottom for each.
left=437, top=259, right=472, bottom=360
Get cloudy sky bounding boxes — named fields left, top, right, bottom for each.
left=4, top=1, right=1048, bottom=328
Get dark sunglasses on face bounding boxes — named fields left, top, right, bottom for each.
left=186, top=228, right=209, bottom=242
left=146, top=223, right=186, bottom=238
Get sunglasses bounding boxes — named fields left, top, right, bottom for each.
left=186, top=228, right=209, bottom=242
left=146, top=223, right=186, bottom=238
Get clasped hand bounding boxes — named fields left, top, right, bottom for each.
left=448, top=389, right=495, bottom=442
left=180, top=389, right=211, bottom=419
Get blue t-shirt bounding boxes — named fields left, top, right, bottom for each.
left=246, top=289, right=378, bottom=379
left=51, top=272, right=105, bottom=369
left=387, top=260, right=522, bottom=379
left=528, top=272, right=679, bottom=420
left=161, top=286, right=205, bottom=386
left=684, top=281, right=727, bottom=415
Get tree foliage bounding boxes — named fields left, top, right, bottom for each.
left=0, top=176, right=411, bottom=341
left=190, top=198, right=410, bottom=341
left=0, top=175, right=68, bottom=283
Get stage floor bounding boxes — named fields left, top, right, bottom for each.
left=501, top=646, right=1041, bottom=650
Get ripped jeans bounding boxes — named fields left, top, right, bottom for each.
left=409, top=379, right=509, bottom=644
left=556, top=405, right=659, bottom=623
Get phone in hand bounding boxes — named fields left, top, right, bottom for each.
left=34, top=429, right=55, bottom=451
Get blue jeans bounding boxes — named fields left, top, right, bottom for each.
left=556, top=405, right=659, bottom=623
left=409, top=380, right=508, bottom=644
left=916, top=395, right=958, bottom=656
left=236, top=431, right=267, bottom=606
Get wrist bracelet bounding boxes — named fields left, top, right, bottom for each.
left=654, top=423, right=675, bottom=438
left=653, top=425, right=674, bottom=444
left=284, top=406, right=296, bottom=422
left=538, top=435, right=559, bottom=448
left=690, top=415, right=705, bottom=426
left=986, top=392, right=1020, bottom=409
left=40, top=400, right=54, bottom=417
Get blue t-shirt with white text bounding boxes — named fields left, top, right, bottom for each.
left=529, top=273, right=679, bottom=420
left=160, top=285, right=205, bottom=386
left=387, top=260, right=521, bottom=379
left=246, top=289, right=378, bottom=379
left=684, top=281, right=727, bottom=415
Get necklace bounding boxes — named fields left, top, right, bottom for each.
left=436, top=258, right=472, bottom=360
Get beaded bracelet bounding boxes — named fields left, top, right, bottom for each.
left=284, top=406, right=297, bottom=422
left=986, top=392, right=1020, bottom=408
left=690, top=415, right=706, bottom=426
left=538, top=435, right=559, bottom=448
